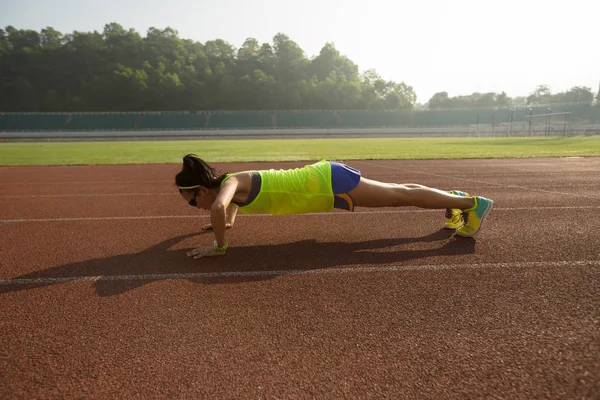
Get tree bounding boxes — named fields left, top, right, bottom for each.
left=512, top=96, right=528, bottom=106
left=560, top=86, right=594, bottom=104
left=4, top=26, right=41, bottom=54
left=358, top=70, right=384, bottom=108
left=203, top=38, right=236, bottom=70
left=257, top=43, right=275, bottom=75
left=476, top=92, right=497, bottom=107
left=0, top=29, right=11, bottom=56
left=527, top=85, right=552, bottom=105
left=309, top=42, right=358, bottom=82
left=237, top=38, right=259, bottom=61
left=496, top=92, right=510, bottom=107
left=40, top=27, right=63, bottom=50
left=4, top=77, right=38, bottom=110
left=427, top=91, right=516, bottom=109
left=427, top=92, right=449, bottom=109
left=236, top=38, right=260, bottom=83
left=271, top=33, right=308, bottom=108
left=380, top=81, right=416, bottom=109
left=0, top=24, right=421, bottom=111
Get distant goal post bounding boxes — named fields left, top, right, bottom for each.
left=523, top=108, right=572, bottom=136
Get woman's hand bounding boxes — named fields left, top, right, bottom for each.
left=202, top=223, right=232, bottom=231
left=186, top=247, right=227, bottom=259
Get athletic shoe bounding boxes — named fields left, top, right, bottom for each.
left=456, top=196, right=494, bottom=237
left=444, top=190, right=470, bottom=229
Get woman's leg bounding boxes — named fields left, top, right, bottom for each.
left=348, top=177, right=475, bottom=210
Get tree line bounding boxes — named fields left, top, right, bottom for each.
left=1, top=24, right=598, bottom=112
left=427, top=85, right=597, bottom=110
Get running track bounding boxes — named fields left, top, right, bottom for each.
left=1, top=158, right=599, bottom=399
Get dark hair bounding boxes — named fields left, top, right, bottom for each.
left=175, top=154, right=228, bottom=190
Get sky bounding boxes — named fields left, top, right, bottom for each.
left=2, top=0, right=598, bottom=103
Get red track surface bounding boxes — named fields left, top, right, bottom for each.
left=1, top=158, right=599, bottom=399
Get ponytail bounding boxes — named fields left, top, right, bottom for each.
left=175, top=154, right=227, bottom=190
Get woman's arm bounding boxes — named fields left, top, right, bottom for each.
left=187, top=178, right=239, bottom=259
left=210, top=178, right=239, bottom=248
left=202, top=203, right=238, bottom=231
left=225, top=204, right=238, bottom=226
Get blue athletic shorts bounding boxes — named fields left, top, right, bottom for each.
left=329, top=161, right=361, bottom=211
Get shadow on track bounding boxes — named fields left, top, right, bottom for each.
left=1, top=229, right=475, bottom=297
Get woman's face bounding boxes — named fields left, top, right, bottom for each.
left=180, top=187, right=213, bottom=210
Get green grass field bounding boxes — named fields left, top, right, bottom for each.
left=1, top=137, right=599, bottom=166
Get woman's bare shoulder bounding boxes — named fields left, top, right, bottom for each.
left=225, top=172, right=253, bottom=204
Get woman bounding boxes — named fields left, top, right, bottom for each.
left=176, top=154, right=493, bottom=258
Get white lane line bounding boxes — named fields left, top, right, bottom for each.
left=0, top=180, right=173, bottom=185
left=2, top=215, right=201, bottom=223
left=1, top=260, right=598, bottom=286
left=1, top=186, right=599, bottom=199
left=355, top=160, right=600, bottom=200
left=1, top=205, right=599, bottom=223
left=0, top=193, right=175, bottom=198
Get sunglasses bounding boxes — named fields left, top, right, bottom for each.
left=180, top=188, right=198, bottom=207
left=188, top=190, right=198, bottom=207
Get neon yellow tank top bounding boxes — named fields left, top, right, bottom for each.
left=227, top=160, right=334, bottom=215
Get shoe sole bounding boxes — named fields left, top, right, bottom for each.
left=444, top=223, right=463, bottom=230
left=456, top=199, right=494, bottom=237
